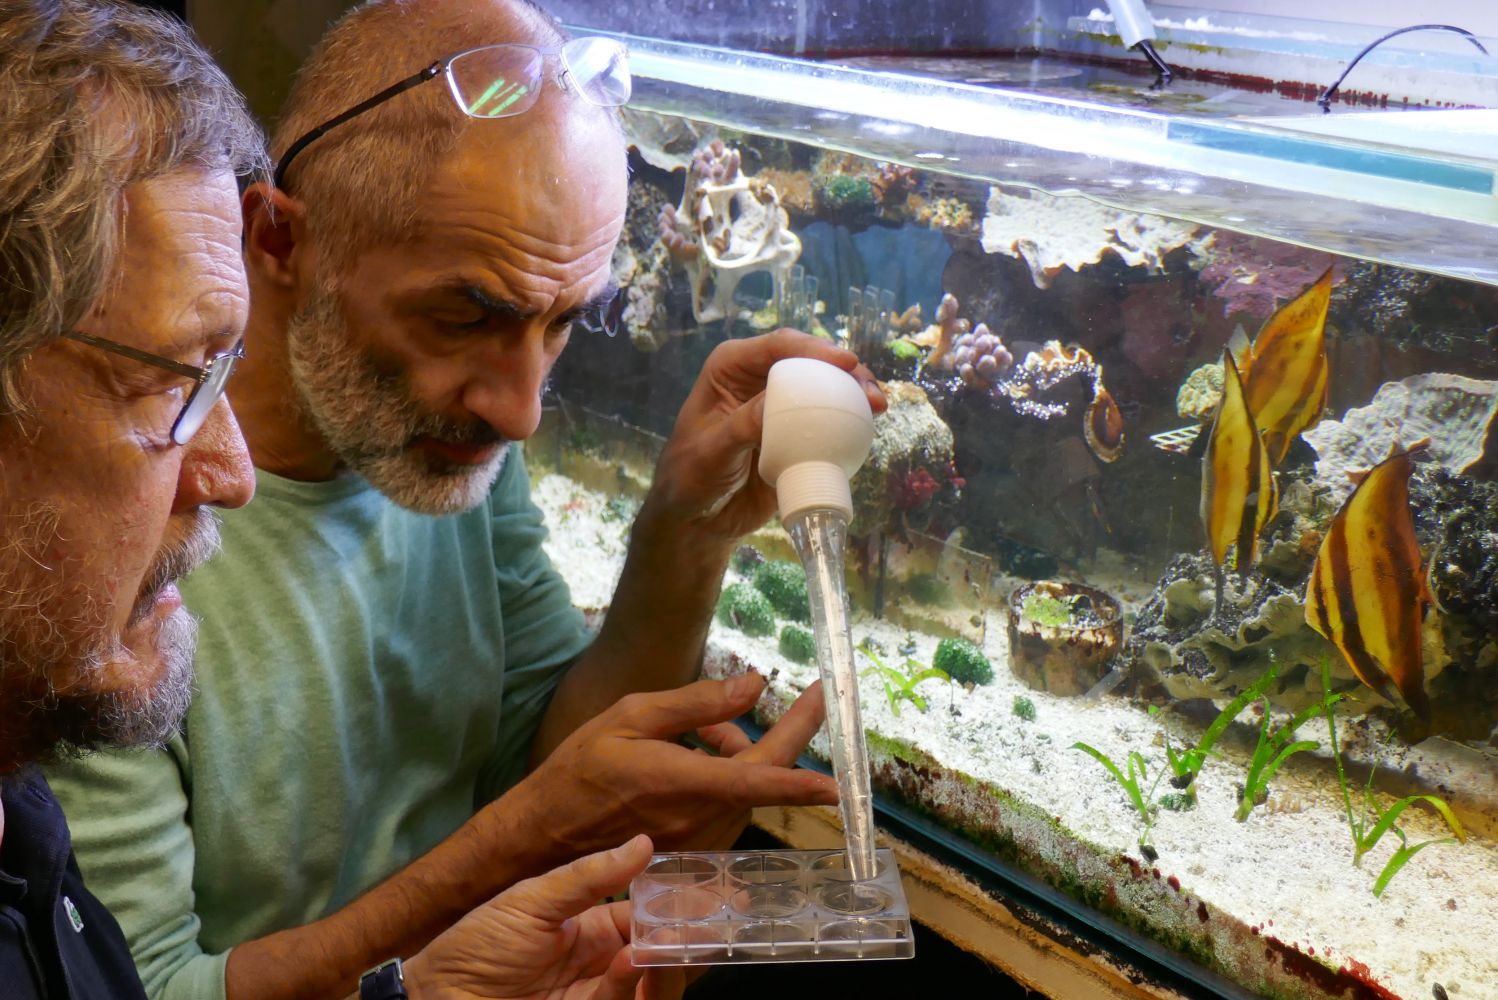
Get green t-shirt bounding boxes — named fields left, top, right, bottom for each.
left=46, top=447, right=591, bottom=1000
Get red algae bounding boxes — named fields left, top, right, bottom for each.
left=1167, top=874, right=1181, bottom=891
left=1196, top=901, right=1209, bottom=923
left=1261, top=935, right=1401, bottom=1000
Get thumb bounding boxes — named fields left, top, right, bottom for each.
left=510, top=834, right=654, bottom=926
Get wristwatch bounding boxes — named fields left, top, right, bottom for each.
left=359, top=958, right=409, bottom=1000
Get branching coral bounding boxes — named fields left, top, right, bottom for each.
left=915, top=293, right=969, bottom=370
left=870, top=162, right=917, bottom=208
left=919, top=293, right=1123, bottom=463
left=949, top=323, right=1015, bottom=389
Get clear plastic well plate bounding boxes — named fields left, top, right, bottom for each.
left=630, top=848, right=914, bottom=965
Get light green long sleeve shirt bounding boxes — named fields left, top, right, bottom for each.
left=46, top=447, right=591, bottom=1000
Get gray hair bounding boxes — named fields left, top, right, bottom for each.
left=0, top=0, right=267, bottom=416
left=269, top=0, right=575, bottom=277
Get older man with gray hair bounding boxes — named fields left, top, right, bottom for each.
left=2, top=3, right=691, bottom=998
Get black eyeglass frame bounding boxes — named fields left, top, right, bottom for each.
left=65, top=330, right=246, bottom=446
left=273, top=39, right=629, bottom=191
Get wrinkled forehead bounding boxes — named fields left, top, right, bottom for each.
left=99, top=170, right=249, bottom=348
left=411, top=98, right=627, bottom=253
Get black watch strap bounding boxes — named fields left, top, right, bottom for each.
left=360, top=957, right=409, bottom=1000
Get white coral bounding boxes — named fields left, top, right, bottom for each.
left=980, top=186, right=1201, bottom=289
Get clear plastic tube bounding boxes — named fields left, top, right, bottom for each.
left=787, top=507, right=877, bottom=882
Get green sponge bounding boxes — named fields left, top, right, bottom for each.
left=778, top=624, right=816, bottom=664
left=933, top=636, right=993, bottom=686
left=716, top=582, right=775, bottom=637
left=753, top=561, right=811, bottom=623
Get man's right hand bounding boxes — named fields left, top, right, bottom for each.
left=507, top=672, right=835, bottom=855
left=404, top=835, right=683, bottom=1000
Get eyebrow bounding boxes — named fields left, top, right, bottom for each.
left=456, top=283, right=532, bottom=323
left=450, top=281, right=618, bottom=324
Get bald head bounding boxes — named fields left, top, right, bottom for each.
left=272, top=0, right=620, bottom=274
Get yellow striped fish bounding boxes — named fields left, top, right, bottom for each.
left=1243, top=268, right=1333, bottom=467
left=1305, top=439, right=1433, bottom=722
left=1201, top=352, right=1279, bottom=616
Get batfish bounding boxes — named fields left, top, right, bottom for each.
left=1243, top=268, right=1333, bottom=467
left=1201, top=351, right=1278, bottom=617
left=1305, top=439, right=1433, bottom=721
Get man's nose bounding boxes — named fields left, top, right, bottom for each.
left=458, top=340, right=551, bottom=443
left=173, top=396, right=256, bottom=513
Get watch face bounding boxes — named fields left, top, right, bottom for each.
left=360, top=958, right=407, bottom=1000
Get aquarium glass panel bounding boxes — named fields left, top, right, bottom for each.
left=533, top=43, right=1498, bottom=1000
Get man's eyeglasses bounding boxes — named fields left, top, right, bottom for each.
left=274, top=36, right=631, bottom=190
left=575, top=284, right=626, bottom=339
left=65, top=331, right=245, bottom=446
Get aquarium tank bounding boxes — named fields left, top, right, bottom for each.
left=524, top=14, right=1498, bottom=1000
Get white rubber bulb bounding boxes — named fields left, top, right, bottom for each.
left=758, top=358, right=875, bottom=523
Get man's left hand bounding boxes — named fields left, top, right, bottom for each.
left=642, top=330, right=885, bottom=544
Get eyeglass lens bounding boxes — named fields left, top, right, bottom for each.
left=171, top=350, right=241, bottom=446
left=445, top=39, right=630, bottom=121
left=447, top=47, right=544, bottom=118
left=561, top=37, right=631, bottom=107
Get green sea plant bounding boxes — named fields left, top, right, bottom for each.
left=1320, top=658, right=1466, bottom=897
left=932, top=636, right=993, bottom=686
left=715, top=582, right=775, bottom=637
left=1020, top=592, right=1075, bottom=628
left=753, top=561, right=811, bottom=622
left=778, top=624, right=816, bottom=665
left=1234, top=692, right=1333, bottom=823
left=821, top=172, right=875, bottom=211
left=1012, top=695, right=1036, bottom=722
left=1152, top=664, right=1279, bottom=806
left=1070, top=741, right=1163, bottom=851
left=858, top=644, right=949, bottom=717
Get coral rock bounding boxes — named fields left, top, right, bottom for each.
left=1304, top=373, right=1498, bottom=503
left=980, top=186, right=1202, bottom=289
left=850, top=381, right=957, bottom=533
left=661, top=140, right=802, bottom=331
left=1176, top=362, right=1226, bottom=422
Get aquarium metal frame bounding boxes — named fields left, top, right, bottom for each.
left=734, top=719, right=1263, bottom=1000
left=583, top=26, right=1498, bottom=287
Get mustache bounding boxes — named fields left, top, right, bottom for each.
left=127, top=509, right=223, bottom=627
left=408, top=415, right=508, bottom=449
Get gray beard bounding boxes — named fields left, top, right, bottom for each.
left=284, top=287, right=510, bottom=515
left=0, top=506, right=213, bottom=770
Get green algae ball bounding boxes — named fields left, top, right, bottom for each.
left=934, top=636, right=993, bottom=686
left=1012, top=695, right=1036, bottom=722
left=823, top=173, right=875, bottom=210
left=778, top=624, right=816, bottom=665
left=716, top=583, right=776, bottom=637
left=753, top=561, right=811, bottom=623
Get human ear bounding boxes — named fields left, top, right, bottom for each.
left=242, top=182, right=305, bottom=289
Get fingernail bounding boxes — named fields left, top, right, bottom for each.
left=734, top=671, right=765, bottom=694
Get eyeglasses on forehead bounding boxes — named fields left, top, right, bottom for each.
left=274, top=36, right=630, bottom=190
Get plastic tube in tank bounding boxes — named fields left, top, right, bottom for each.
left=787, top=507, right=877, bottom=882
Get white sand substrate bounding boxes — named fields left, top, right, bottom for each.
left=535, top=473, right=1498, bottom=1000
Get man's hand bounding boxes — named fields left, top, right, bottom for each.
left=404, top=835, right=683, bottom=1000
left=644, top=329, right=886, bottom=543
left=515, top=672, right=834, bottom=855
